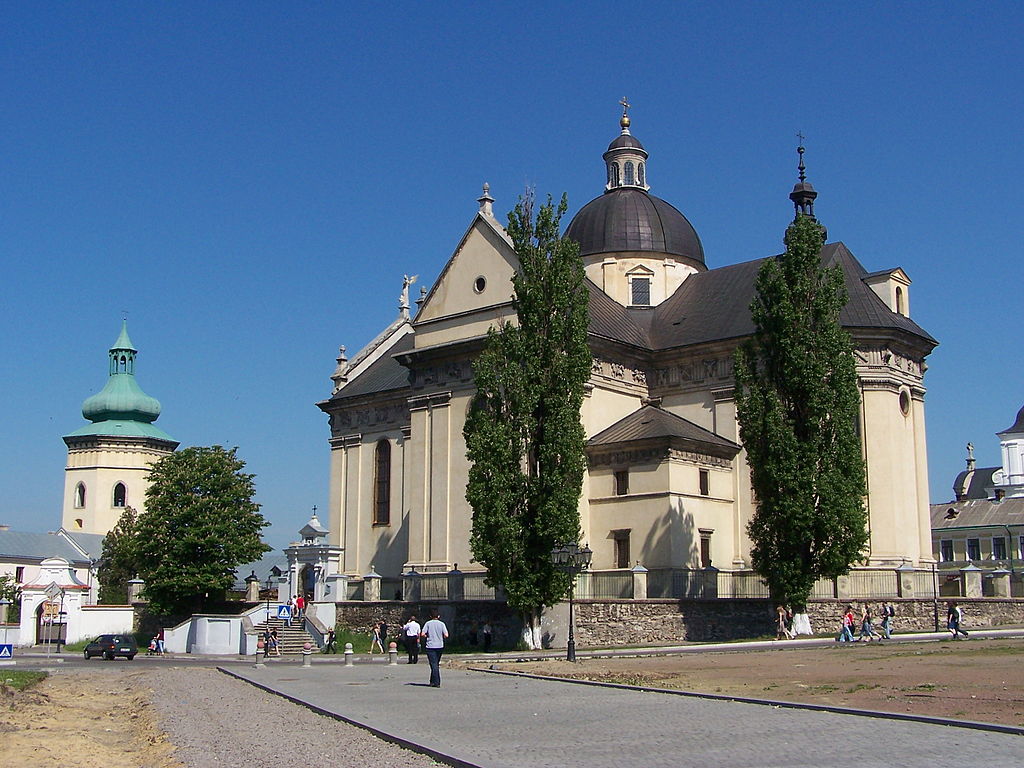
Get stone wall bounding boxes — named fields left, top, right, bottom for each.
left=805, top=598, right=1024, bottom=635
left=574, top=599, right=775, bottom=645
left=334, top=601, right=522, bottom=649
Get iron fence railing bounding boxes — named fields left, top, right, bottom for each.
left=574, top=570, right=632, bottom=599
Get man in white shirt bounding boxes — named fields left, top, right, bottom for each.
left=420, top=610, right=449, bottom=687
left=402, top=615, right=422, bottom=664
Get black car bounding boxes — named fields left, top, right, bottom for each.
left=83, top=634, right=138, bottom=661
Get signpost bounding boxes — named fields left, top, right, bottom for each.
left=43, top=582, right=64, bottom=661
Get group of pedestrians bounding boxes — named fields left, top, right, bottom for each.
left=837, top=602, right=896, bottom=642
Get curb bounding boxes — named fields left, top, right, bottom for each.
left=218, top=667, right=484, bottom=768
left=471, top=667, right=1024, bottom=737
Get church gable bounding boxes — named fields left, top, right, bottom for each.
left=415, top=212, right=518, bottom=327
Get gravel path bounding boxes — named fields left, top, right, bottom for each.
left=146, top=667, right=446, bottom=767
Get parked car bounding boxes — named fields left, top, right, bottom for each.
left=83, top=634, right=138, bottom=661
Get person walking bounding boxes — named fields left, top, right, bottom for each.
left=947, top=601, right=969, bottom=639
left=156, top=628, right=166, bottom=654
left=370, top=622, right=384, bottom=654
left=421, top=610, right=449, bottom=688
left=402, top=615, right=421, bottom=663
left=482, top=622, right=492, bottom=652
left=324, top=628, right=336, bottom=654
left=295, top=594, right=305, bottom=620
left=880, top=601, right=895, bottom=639
left=858, top=605, right=882, bottom=642
left=269, top=627, right=281, bottom=657
left=775, top=605, right=790, bottom=640
left=837, top=605, right=855, bottom=642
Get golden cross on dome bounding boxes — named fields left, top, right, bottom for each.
left=619, top=97, right=631, bottom=115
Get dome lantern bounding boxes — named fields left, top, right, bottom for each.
left=603, top=98, right=650, bottom=192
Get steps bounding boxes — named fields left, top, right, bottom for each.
left=255, top=616, right=317, bottom=655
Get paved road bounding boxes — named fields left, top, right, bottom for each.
left=227, top=659, right=1024, bottom=768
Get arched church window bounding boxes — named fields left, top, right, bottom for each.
left=608, top=162, right=620, bottom=187
left=113, top=482, right=127, bottom=507
left=373, top=440, right=391, bottom=525
left=624, top=161, right=635, bottom=186
left=895, top=286, right=904, bottom=315
left=638, top=162, right=645, bottom=186
left=75, top=482, right=86, bottom=508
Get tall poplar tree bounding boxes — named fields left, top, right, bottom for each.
left=464, top=191, right=591, bottom=648
left=734, top=213, right=868, bottom=608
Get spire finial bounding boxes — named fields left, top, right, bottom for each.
left=619, top=97, right=631, bottom=132
left=789, top=133, right=818, bottom=218
left=477, top=182, right=494, bottom=216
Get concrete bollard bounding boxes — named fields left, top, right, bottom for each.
left=302, top=641, right=313, bottom=668
left=254, top=638, right=265, bottom=668
left=388, top=641, right=398, bottom=666
left=344, top=642, right=354, bottom=667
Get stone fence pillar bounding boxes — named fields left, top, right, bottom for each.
left=326, top=573, right=349, bottom=603
left=447, top=567, right=464, bottom=602
left=897, top=563, right=917, bottom=598
left=631, top=564, right=648, bottom=600
left=701, top=566, right=719, bottom=599
left=989, top=568, right=1011, bottom=598
left=363, top=568, right=381, bottom=602
left=127, top=578, right=146, bottom=604
left=244, top=572, right=261, bottom=603
left=403, top=570, right=422, bottom=602
left=835, top=574, right=851, bottom=601
left=960, top=563, right=983, bottom=598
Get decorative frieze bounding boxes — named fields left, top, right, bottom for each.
left=409, top=361, right=470, bottom=390
left=590, top=357, right=649, bottom=393
left=853, top=345, right=925, bottom=380
left=588, top=445, right=733, bottom=469
left=648, top=355, right=735, bottom=392
left=330, top=401, right=410, bottom=434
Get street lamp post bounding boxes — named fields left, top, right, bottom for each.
left=550, top=542, right=593, bottom=662
left=0, top=598, right=9, bottom=646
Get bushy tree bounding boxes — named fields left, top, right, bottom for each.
left=464, top=191, right=591, bottom=648
left=0, top=574, right=20, bottom=623
left=97, top=505, right=141, bottom=604
left=734, top=213, right=868, bottom=608
left=135, top=446, right=270, bottom=614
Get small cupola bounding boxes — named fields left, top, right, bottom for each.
left=603, top=98, right=650, bottom=192
left=789, top=138, right=818, bottom=218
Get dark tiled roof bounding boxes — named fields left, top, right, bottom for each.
left=952, top=466, right=998, bottom=501
left=327, top=333, right=414, bottom=402
left=565, top=188, right=705, bottom=263
left=61, top=531, right=105, bottom=559
left=646, top=242, right=936, bottom=350
left=1000, top=404, right=1024, bottom=434
left=930, top=499, right=1024, bottom=529
left=588, top=405, right=739, bottom=452
left=586, top=279, right=650, bottom=348
left=608, top=133, right=646, bottom=151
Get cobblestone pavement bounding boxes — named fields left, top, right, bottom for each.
left=226, top=658, right=1024, bottom=768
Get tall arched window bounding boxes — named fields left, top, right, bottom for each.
left=373, top=440, right=391, bottom=525
left=113, top=482, right=127, bottom=507
left=624, top=161, right=635, bottom=185
left=608, top=162, right=620, bottom=187
left=895, top=286, right=904, bottom=315
left=74, top=482, right=86, bottom=508
left=638, top=162, right=645, bottom=186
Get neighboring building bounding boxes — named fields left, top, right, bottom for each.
left=931, top=403, right=1024, bottom=582
left=62, top=322, right=178, bottom=535
left=319, top=109, right=938, bottom=585
left=0, top=526, right=104, bottom=601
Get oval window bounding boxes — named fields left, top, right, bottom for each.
left=474, top=276, right=487, bottom=294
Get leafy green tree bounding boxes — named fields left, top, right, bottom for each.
left=734, top=213, right=868, bottom=608
left=135, top=446, right=270, bottom=614
left=97, top=505, right=141, bottom=604
left=464, top=191, right=591, bottom=648
left=0, top=574, right=20, bottom=622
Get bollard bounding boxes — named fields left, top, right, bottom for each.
left=254, top=638, right=265, bottom=668
left=344, top=642, right=354, bottom=667
left=388, top=641, right=398, bottom=666
left=302, top=641, right=313, bottom=668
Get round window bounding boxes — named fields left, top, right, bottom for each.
left=899, top=390, right=911, bottom=416
left=473, top=276, right=487, bottom=294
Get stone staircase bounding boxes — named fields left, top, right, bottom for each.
left=254, top=616, right=317, bottom=655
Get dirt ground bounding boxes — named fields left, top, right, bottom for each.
left=0, top=670, right=180, bottom=768
left=487, top=636, right=1024, bottom=727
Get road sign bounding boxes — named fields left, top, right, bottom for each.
left=0, top=645, right=12, bottom=659
left=44, top=582, right=63, bottom=601
left=276, top=605, right=292, bottom=619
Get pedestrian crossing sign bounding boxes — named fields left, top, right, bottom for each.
left=276, top=605, right=291, bottom=619
left=0, top=644, right=12, bottom=659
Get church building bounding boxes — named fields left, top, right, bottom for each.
left=319, top=109, right=938, bottom=588
left=61, top=322, right=178, bottom=535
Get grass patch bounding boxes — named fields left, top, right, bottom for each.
left=2, top=670, right=47, bottom=691
left=844, top=683, right=880, bottom=694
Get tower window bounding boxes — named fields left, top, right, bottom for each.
left=612, top=529, right=631, bottom=569
left=624, top=161, right=635, bottom=186
left=631, top=277, right=651, bottom=306
left=699, top=468, right=710, bottom=496
left=113, top=482, right=127, bottom=508
left=608, top=162, right=620, bottom=187
left=699, top=528, right=714, bottom=568
left=614, top=469, right=629, bottom=496
left=638, top=162, right=645, bottom=186
left=373, top=439, right=391, bottom=525
left=74, top=482, right=86, bottom=508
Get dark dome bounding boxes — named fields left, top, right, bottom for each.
left=566, top=188, right=705, bottom=265
left=1002, top=404, right=1024, bottom=434
left=607, top=133, right=646, bottom=152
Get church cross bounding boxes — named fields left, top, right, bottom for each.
left=619, top=97, right=631, bottom=115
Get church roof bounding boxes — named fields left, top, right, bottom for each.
left=588, top=405, right=739, bottom=454
left=999, top=404, right=1024, bottom=435
left=930, top=498, right=1024, bottom=530
left=326, top=332, right=414, bottom=401
left=566, top=187, right=705, bottom=264
left=0, top=529, right=94, bottom=565
left=952, top=466, right=999, bottom=501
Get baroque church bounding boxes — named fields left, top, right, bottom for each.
left=318, top=109, right=938, bottom=586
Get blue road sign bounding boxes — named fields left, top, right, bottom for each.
left=276, top=605, right=292, bottom=619
left=0, top=644, right=12, bottom=658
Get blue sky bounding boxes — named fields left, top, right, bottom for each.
left=2, top=3, right=1021, bottom=548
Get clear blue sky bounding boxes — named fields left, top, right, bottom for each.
left=3, top=3, right=1021, bottom=549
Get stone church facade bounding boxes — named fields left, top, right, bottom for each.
left=319, top=111, right=937, bottom=588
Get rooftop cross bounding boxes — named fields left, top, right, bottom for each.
left=619, top=96, right=630, bottom=115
